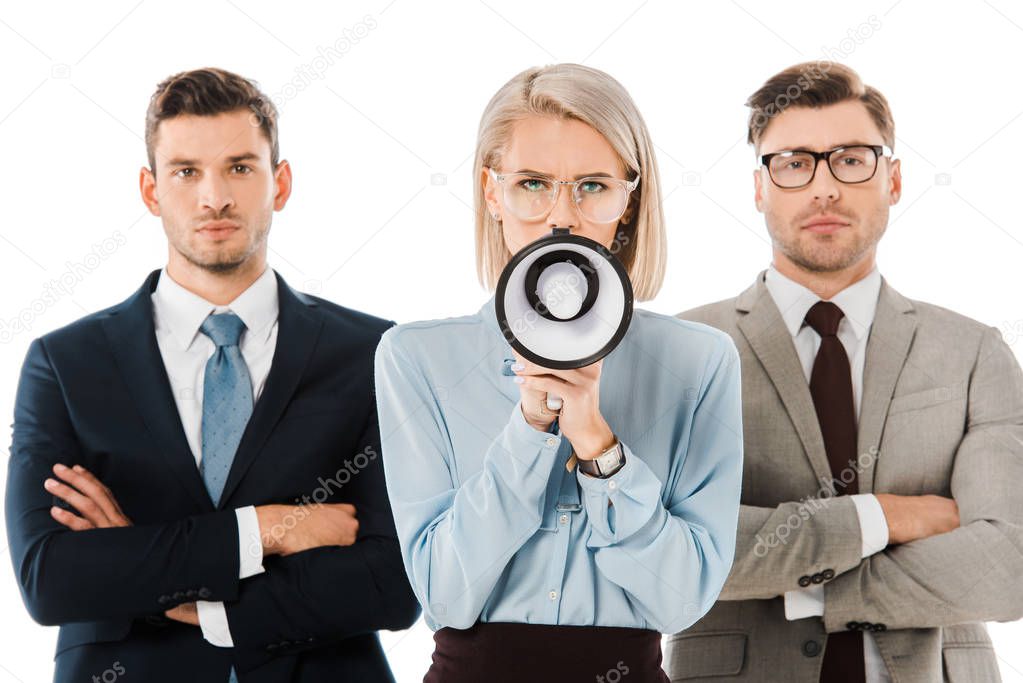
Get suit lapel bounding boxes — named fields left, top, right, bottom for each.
left=856, top=280, right=917, bottom=493
left=102, top=270, right=214, bottom=511
left=217, top=272, right=324, bottom=507
left=736, top=272, right=834, bottom=487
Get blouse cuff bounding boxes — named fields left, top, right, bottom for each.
left=577, top=442, right=666, bottom=547
left=488, top=401, right=566, bottom=492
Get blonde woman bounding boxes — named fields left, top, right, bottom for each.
left=375, top=64, right=742, bottom=681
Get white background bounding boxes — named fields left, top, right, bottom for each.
left=1, top=1, right=1021, bottom=681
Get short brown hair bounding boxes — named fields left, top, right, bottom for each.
left=746, top=62, right=894, bottom=152
left=144, top=67, right=279, bottom=172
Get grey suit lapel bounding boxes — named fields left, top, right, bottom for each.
left=857, top=279, right=917, bottom=493
left=736, top=272, right=834, bottom=487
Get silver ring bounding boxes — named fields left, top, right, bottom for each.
left=540, top=394, right=561, bottom=416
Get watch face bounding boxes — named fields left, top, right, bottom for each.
left=577, top=442, right=623, bottom=477
left=592, top=443, right=623, bottom=477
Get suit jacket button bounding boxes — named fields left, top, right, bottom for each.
left=172, top=591, right=185, bottom=601
left=846, top=621, right=860, bottom=631
left=798, top=575, right=812, bottom=587
left=198, top=588, right=212, bottom=599
left=157, top=595, right=170, bottom=606
left=811, top=573, right=824, bottom=584
left=875, top=623, right=887, bottom=632
left=822, top=568, right=835, bottom=580
left=266, top=643, right=278, bottom=652
left=802, top=639, right=821, bottom=657
left=185, top=590, right=198, bottom=599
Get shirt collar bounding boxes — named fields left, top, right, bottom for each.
left=152, top=266, right=279, bottom=350
left=764, top=264, right=881, bottom=340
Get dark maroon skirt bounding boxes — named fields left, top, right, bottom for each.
left=424, top=621, right=669, bottom=682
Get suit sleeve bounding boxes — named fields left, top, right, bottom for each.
left=782, top=494, right=889, bottom=619
left=717, top=497, right=865, bottom=601
left=5, top=338, right=241, bottom=626
left=822, top=326, right=1023, bottom=630
left=222, top=406, right=420, bottom=666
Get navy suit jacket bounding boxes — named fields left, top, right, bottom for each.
left=5, top=269, right=420, bottom=682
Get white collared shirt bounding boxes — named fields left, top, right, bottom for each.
left=151, top=265, right=279, bottom=647
left=764, top=264, right=891, bottom=683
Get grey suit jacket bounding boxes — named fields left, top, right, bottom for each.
left=665, top=271, right=1023, bottom=683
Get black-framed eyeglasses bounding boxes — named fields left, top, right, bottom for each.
left=760, top=144, right=893, bottom=189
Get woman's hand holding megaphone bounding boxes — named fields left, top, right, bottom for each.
left=511, top=351, right=617, bottom=461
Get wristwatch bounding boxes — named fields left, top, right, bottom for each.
left=578, top=439, right=625, bottom=478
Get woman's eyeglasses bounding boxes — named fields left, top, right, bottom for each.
left=488, top=168, right=640, bottom=223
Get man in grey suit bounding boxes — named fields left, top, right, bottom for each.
left=667, top=62, right=1023, bottom=682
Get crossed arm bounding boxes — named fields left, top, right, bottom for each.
left=5, top=337, right=419, bottom=656
left=718, top=327, right=1023, bottom=631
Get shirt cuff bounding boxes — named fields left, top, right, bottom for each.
left=196, top=600, right=234, bottom=647
left=784, top=585, right=825, bottom=620
left=850, top=493, right=889, bottom=558
left=235, top=505, right=265, bottom=579
left=577, top=442, right=664, bottom=547
left=486, top=401, right=566, bottom=493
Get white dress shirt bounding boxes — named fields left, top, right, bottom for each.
left=764, top=264, right=891, bottom=683
left=151, top=265, right=279, bottom=647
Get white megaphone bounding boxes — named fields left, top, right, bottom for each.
left=495, top=227, right=634, bottom=412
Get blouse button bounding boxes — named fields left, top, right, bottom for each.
left=608, top=480, right=617, bottom=490
left=548, top=590, right=558, bottom=601
left=559, top=514, right=569, bottom=525
left=545, top=437, right=558, bottom=447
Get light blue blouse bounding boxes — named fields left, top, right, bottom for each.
left=374, top=296, right=743, bottom=633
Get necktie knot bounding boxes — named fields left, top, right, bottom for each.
left=805, top=301, right=844, bottom=337
left=200, top=312, right=246, bottom=347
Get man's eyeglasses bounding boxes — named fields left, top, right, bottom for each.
left=760, top=145, right=893, bottom=189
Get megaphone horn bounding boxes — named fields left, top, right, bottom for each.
left=495, top=228, right=634, bottom=412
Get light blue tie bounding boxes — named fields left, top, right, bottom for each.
left=199, top=312, right=251, bottom=683
left=200, top=312, right=253, bottom=505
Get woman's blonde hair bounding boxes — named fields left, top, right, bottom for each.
left=473, top=63, right=666, bottom=301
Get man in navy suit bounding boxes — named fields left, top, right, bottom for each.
left=5, top=68, right=419, bottom=682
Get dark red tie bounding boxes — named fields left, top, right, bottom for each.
left=804, top=301, right=865, bottom=683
